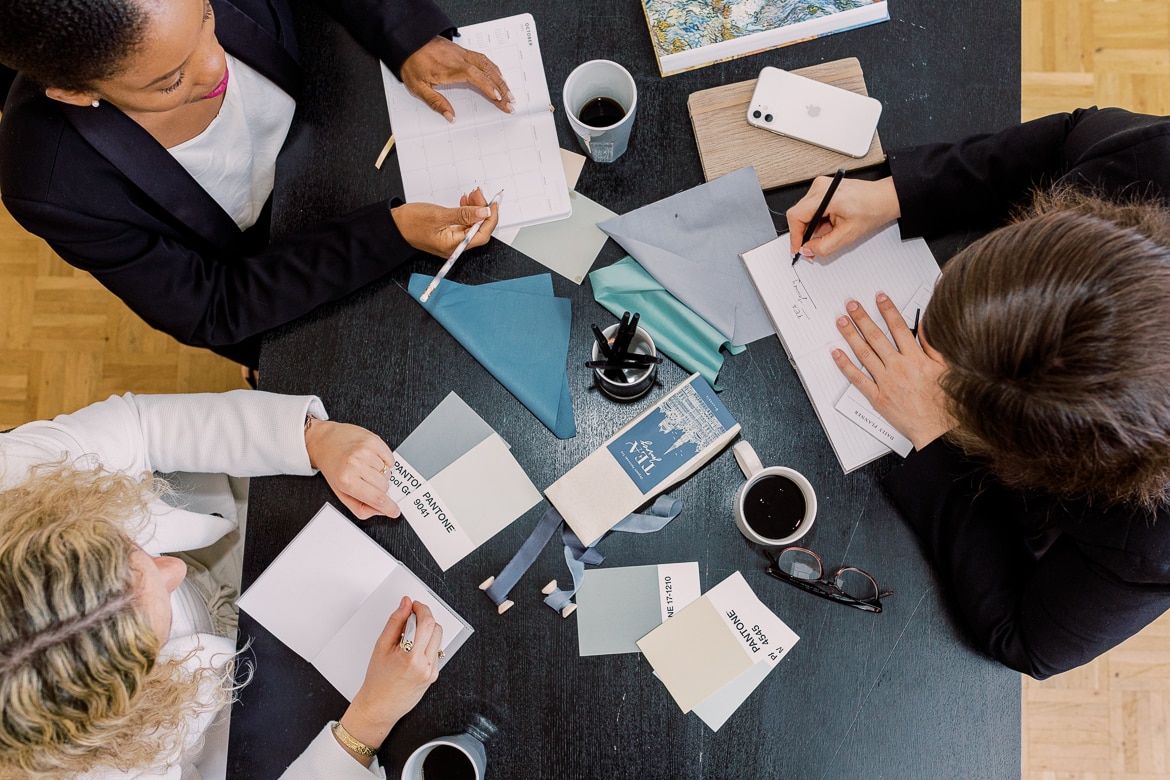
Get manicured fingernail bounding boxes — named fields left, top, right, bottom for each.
left=476, top=207, right=491, bottom=218
left=493, top=89, right=502, bottom=100
left=831, top=348, right=843, bottom=358
left=837, top=316, right=850, bottom=327
left=506, top=90, right=515, bottom=102
left=506, top=102, right=515, bottom=113
left=443, top=111, right=454, bottom=123
left=800, top=246, right=814, bottom=257
left=846, top=300, right=859, bottom=312
left=876, top=291, right=889, bottom=302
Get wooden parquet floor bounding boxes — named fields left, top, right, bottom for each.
left=1022, top=4, right=1170, bottom=778
left=1, top=2, right=1169, bottom=777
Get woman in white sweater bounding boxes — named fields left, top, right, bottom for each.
left=0, top=390, right=435, bottom=778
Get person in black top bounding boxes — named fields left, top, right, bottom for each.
left=0, top=0, right=511, bottom=367
left=787, top=107, right=1170, bottom=679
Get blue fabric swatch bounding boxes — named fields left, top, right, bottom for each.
left=408, top=273, right=576, bottom=439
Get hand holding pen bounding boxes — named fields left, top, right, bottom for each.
left=786, top=175, right=903, bottom=261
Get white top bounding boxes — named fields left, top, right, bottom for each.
left=0, top=392, right=384, bottom=779
left=168, top=55, right=296, bottom=231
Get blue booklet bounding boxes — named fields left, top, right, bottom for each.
left=546, top=374, right=740, bottom=545
left=606, top=376, right=737, bottom=495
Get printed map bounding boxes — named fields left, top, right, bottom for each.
left=644, top=0, right=874, bottom=57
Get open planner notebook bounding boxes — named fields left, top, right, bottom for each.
left=741, top=223, right=940, bottom=472
left=381, top=13, right=571, bottom=231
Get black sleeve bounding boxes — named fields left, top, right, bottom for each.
left=2, top=194, right=417, bottom=355
left=888, top=109, right=1093, bottom=239
left=883, top=439, right=1170, bottom=679
left=322, top=0, right=456, bottom=77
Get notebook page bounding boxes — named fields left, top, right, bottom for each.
left=741, top=223, right=939, bottom=472
left=381, top=14, right=570, bottom=230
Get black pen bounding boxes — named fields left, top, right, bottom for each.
left=793, top=167, right=846, bottom=266
left=910, top=308, right=921, bottom=339
left=591, top=324, right=615, bottom=359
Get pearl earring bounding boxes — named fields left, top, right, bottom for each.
left=91, top=100, right=100, bottom=108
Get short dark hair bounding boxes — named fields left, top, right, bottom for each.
left=924, top=187, right=1170, bottom=507
left=0, top=0, right=148, bottom=91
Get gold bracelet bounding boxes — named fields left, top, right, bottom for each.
left=332, top=720, right=378, bottom=758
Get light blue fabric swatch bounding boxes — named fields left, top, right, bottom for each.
left=590, top=256, right=746, bottom=389
left=596, top=166, right=779, bottom=347
left=408, top=273, right=576, bottom=439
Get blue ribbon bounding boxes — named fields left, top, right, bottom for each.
left=482, top=497, right=683, bottom=614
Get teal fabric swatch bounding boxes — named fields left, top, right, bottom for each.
left=590, top=257, right=745, bottom=388
left=408, top=273, right=576, bottom=439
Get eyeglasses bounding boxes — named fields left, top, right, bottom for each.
left=764, top=547, right=893, bottom=613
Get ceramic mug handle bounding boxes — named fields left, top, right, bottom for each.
left=732, top=441, right=763, bottom=480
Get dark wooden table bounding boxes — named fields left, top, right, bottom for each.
left=229, top=1, right=1023, bottom=777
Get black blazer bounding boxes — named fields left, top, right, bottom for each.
left=883, top=107, right=1170, bottom=679
left=0, top=0, right=454, bottom=366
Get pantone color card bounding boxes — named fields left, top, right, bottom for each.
left=637, top=572, right=798, bottom=727
left=575, top=562, right=701, bottom=656
left=388, top=393, right=542, bottom=570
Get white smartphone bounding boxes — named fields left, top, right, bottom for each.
left=746, top=66, right=882, bottom=158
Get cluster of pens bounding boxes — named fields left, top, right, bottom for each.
left=587, top=312, right=662, bottom=380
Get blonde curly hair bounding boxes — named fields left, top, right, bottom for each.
left=0, top=465, right=229, bottom=778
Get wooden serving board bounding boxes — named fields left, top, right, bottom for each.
left=687, top=57, right=886, bottom=190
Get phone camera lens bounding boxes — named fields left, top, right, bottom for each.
left=764, top=113, right=773, bottom=123
left=752, top=110, right=762, bottom=119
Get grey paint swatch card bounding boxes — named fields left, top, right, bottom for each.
left=576, top=562, right=701, bottom=656
left=396, top=392, right=497, bottom=480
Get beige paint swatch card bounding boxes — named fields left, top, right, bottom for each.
left=637, top=572, right=798, bottom=716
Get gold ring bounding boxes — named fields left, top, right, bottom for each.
left=437, top=649, right=445, bottom=660
left=379, top=461, right=389, bottom=475
left=400, top=638, right=413, bottom=652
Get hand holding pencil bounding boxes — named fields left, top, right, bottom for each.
left=390, top=187, right=501, bottom=267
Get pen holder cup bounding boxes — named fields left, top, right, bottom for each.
left=592, top=323, right=658, bottom=401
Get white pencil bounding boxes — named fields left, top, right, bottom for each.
left=419, top=189, right=505, bottom=303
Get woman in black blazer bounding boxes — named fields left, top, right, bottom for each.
left=787, top=107, right=1170, bottom=679
left=0, top=0, right=511, bottom=367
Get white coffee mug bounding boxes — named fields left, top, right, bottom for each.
left=732, top=441, right=817, bottom=546
left=562, top=59, right=637, bottom=163
left=401, top=732, right=487, bottom=779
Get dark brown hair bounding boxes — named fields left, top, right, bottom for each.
left=923, top=187, right=1170, bottom=507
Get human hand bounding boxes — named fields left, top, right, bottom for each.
left=787, top=177, right=901, bottom=261
left=391, top=188, right=499, bottom=258
left=400, top=36, right=514, bottom=122
left=303, top=417, right=400, bottom=520
left=339, top=598, right=443, bottom=759
left=831, top=293, right=955, bottom=450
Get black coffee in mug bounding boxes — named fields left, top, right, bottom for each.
left=743, top=475, right=806, bottom=540
left=421, top=744, right=476, bottom=780
left=578, top=96, right=626, bottom=128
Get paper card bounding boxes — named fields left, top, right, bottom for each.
left=238, top=504, right=474, bottom=701
left=637, top=572, right=798, bottom=715
left=392, top=395, right=542, bottom=570
left=505, top=190, right=616, bottom=283
left=560, top=148, right=586, bottom=190
left=395, top=392, right=496, bottom=481
left=575, top=562, right=701, bottom=656
left=833, top=280, right=936, bottom=458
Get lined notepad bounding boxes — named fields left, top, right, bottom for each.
left=740, top=223, right=940, bottom=472
left=381, top=14, right=570, bottom=231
